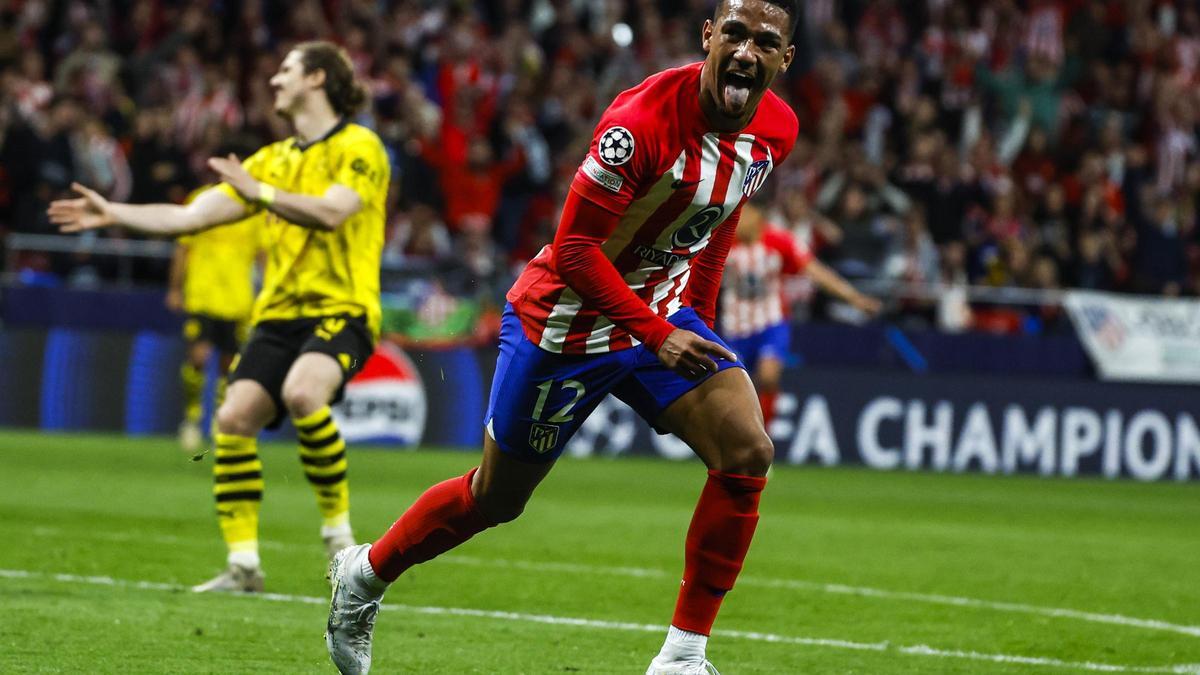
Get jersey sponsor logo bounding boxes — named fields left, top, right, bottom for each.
left=332, top=343, right=426, bottom=445
left=598, top=126, right=635, bottom=166
left=582, top=155, right=624, bottom=193
left=529, top=422, right=561, bottom=454
left=671, top=205, right=725, bottom=248
left=634, top=244, right=698, bottom=267
left=742, top=159, right=772, bottom=197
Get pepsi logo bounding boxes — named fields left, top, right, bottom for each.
left=332, top=343, right=427, bottom=445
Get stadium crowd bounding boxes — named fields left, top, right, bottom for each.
left=2, top=0, right=1200, bottom=334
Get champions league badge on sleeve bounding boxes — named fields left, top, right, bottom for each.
left=742, top=159, right=772, bottom=197
left=332, top=343, right=427, bottom=445
left=598, top=126, right=635, bottom=166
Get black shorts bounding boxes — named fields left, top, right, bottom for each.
left=183, top=314, right=243, bottom=354
left=229, top=315, right=374, bottom=429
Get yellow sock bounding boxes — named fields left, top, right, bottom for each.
left=212, top=433, right=263, bottom=555
left=181, top=363, right=205, bottom=424
left=294, top=406, right=350, bottom=528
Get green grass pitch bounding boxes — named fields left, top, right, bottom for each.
left=1, top=429, right=1198, bottom=674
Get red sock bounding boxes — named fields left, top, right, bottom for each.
left=671, top=470, right=767, bottom=635
left=368, top=468, right=494, bottom=582
left=758, top=390, right=778, bottom=429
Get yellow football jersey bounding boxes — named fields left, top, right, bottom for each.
left=215, top=122, right=389, bottom=339
left=179, top=189, right=261, bottom=321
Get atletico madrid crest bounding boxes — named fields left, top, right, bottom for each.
left=529, top=423, right=560, bottom=454
left=742, top=159, right=771, bottom=197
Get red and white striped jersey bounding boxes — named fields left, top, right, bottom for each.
left=720, top=228, right=812, bottom=339
left=507, top=62, right=798, bottom=354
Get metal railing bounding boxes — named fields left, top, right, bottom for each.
left=856, top=278, right=1066, bottom=307
left=4, top=232, right=175, bottom=287
left=3, top=232, right=1068, bottom=307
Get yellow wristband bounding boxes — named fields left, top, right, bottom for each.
left=257, top=184, right=276, bottom=206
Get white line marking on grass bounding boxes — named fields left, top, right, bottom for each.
left=25, top=525, right=1200, bottom=640
left=440, top=555, right=1200, bottom=640
left=1, top=569, right=1198, bottom=674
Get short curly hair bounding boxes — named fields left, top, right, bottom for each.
left=716, top=0, right=799, bottom=39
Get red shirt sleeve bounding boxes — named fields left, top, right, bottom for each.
left=763, top=227, right=812, bottom=275
left=684, top=209, right=741, bottom=329
left=552, top=188, right=677, bottom=352
left=570, top=95, right=661, bottom=215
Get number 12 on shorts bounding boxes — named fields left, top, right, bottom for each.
left=531, top=379, right=585, bottom=423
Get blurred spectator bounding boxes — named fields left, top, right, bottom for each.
left=74, top=116, right=131, bottom=202
left=6, top=0, right=1200, bottom=327
left=384, top=202, right=453, bottom=267
left=882, top=206, right=940, bottom=326
left=34, top=97, right=83, bottom=215
left=1132, top=195, right=1192, bottom=295
left=53, top=20, right=121, bottom=110
left=882, top=207, right=940, bottom=286
left=937, top=241, right=973, bottom=333
left=11, top=52, right=53, bottom=124
left=128, top=109, right=193, bottom=205
left=1033, top=183, right=1073, bottom=269
left=1023, top=252, right=1070, bottom=334
left=419, top=134, right=525, bottom=234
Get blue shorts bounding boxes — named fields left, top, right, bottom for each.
left=726, top=322, right=791, bottom=367
left=484, top=304, right=745, bottom=462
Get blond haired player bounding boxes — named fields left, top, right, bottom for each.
left=50, top=41, right=389, bottom=593
left=168, top=192, right=261, bottom=454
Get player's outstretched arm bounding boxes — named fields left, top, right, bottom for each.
left=49, top=183, right=248, bottom=237
left=208, top=154, right=362, bottom=232
left=807, top=259, right=883, bottom=316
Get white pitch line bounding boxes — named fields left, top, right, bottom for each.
left=1, top=568, right=1197, bottom=674
left=25, top=525, right=1200, bottom=640
left=439, top=555, right=1200, bottom=640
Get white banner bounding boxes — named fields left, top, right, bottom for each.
left=1063, top=290, right=1200, bottom=383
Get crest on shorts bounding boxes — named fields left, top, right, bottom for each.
left=598, top=126, right=635, bottom=166
left=742, top=159, right=772, bottom=197
left=529, top=423, right=560, bottom=454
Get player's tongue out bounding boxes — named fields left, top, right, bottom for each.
left=723, top=70, right=754, bottom=113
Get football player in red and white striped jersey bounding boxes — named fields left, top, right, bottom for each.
left=721, top=202, right=881, bottom=430
left=327, top=3, right=806, bottom=673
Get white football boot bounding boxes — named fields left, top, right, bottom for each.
left=326, top=543, right=383, bottom=675
left=645, top=658, right=721, bottom=675
left=191, top=563, right=264, bottom=593
left=322, top=523, right=356, bottom=561
left=178, top=420, right=202, bottom=455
